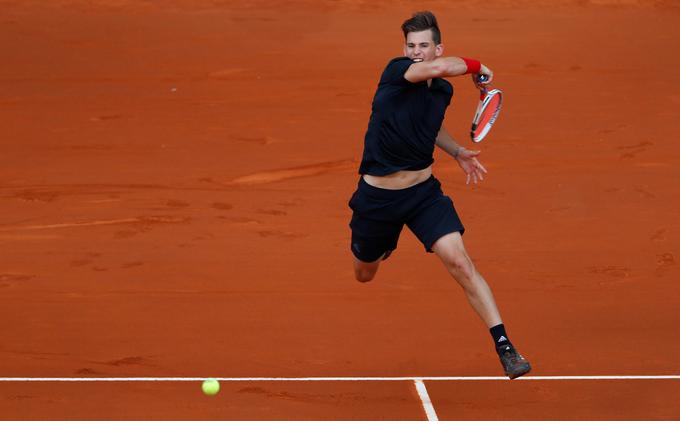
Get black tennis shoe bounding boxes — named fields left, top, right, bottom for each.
left=497, top=345, right=531, bottom=379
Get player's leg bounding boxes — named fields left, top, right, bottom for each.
left=431, top=232, right=501, bottom=327
left=432, top=233, right=530, bottom=379
left=407, top=177, right=531, bottom=379
left=432, top=233, right=530, bottom=378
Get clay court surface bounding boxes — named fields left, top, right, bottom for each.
left=1, top=0, right=679, bottom=419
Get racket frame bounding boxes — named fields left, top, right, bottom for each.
left=470, top=88, right=503, bottom=143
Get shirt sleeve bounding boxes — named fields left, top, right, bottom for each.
left=439, top=79, right=454, bottom=106
left=379, top=57, right=416, bottom=86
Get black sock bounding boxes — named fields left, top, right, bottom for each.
left=490, top=324, right=511, bottom=350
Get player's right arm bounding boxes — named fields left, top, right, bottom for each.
left=404, top=58, right=492, bottom=84
left=436, top=127, right=488, bottom=185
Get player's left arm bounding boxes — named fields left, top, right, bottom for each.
left=436, top=127, right=488, bottom=184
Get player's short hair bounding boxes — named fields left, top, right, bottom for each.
left=401, top=11, right=441, bottom=45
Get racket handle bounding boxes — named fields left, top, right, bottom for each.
left=476, top=74, right=489, bottom=83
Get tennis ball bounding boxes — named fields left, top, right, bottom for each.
left=201, top=379, right=220, bottom=396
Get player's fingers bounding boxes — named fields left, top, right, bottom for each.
left=471, top=158, right=484, bottom=172
left=477, top=161, right=488, bottom=173
left=466, top=173, right=471, bottom=185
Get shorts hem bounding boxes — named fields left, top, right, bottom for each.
left=351, top=246, right=395, bottom=263
left=424, top=227, right=465, bottom=253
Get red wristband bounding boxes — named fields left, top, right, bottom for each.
left=461, top=57, right=481, bottom=74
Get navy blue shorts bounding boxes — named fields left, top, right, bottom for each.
left=348, top=175, right=465, bottom=262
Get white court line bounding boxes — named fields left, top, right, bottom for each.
left=414, top=380, right=439, bottom=421
left=3, top=374, right=677, bottom=420
left=0, top=375, right=679, bottom=382
left=3, top=376, right=676, bottom=421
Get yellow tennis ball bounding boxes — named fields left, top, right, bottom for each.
left=201, top=379, right=220, bottom=396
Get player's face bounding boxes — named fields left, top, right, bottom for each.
left=403, top=30, right=443, bottom=62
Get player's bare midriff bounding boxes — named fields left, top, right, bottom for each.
left=362, top=166, right=432, bottom=190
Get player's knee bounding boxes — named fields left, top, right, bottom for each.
left=355, top=269, right=375, bottom=283
left=443, top=251, right=474, bottom=279
left=353, top=256, right=381, bottom=283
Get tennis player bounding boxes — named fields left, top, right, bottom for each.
left=348, top=11, right=531, bottom=379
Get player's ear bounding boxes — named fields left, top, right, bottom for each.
left=403, top=43, right=408, bottom=56
left=435, top=43, right=444, bottom=57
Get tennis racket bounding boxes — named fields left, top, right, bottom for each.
left=470, top=74, right=503, bottom=143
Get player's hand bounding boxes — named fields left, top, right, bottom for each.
left=473, top=64, right=493, bottom=87
left=456, top=148, right=488, bottom=185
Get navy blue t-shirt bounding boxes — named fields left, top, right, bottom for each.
left=359, top=57, right=454, bottom=176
